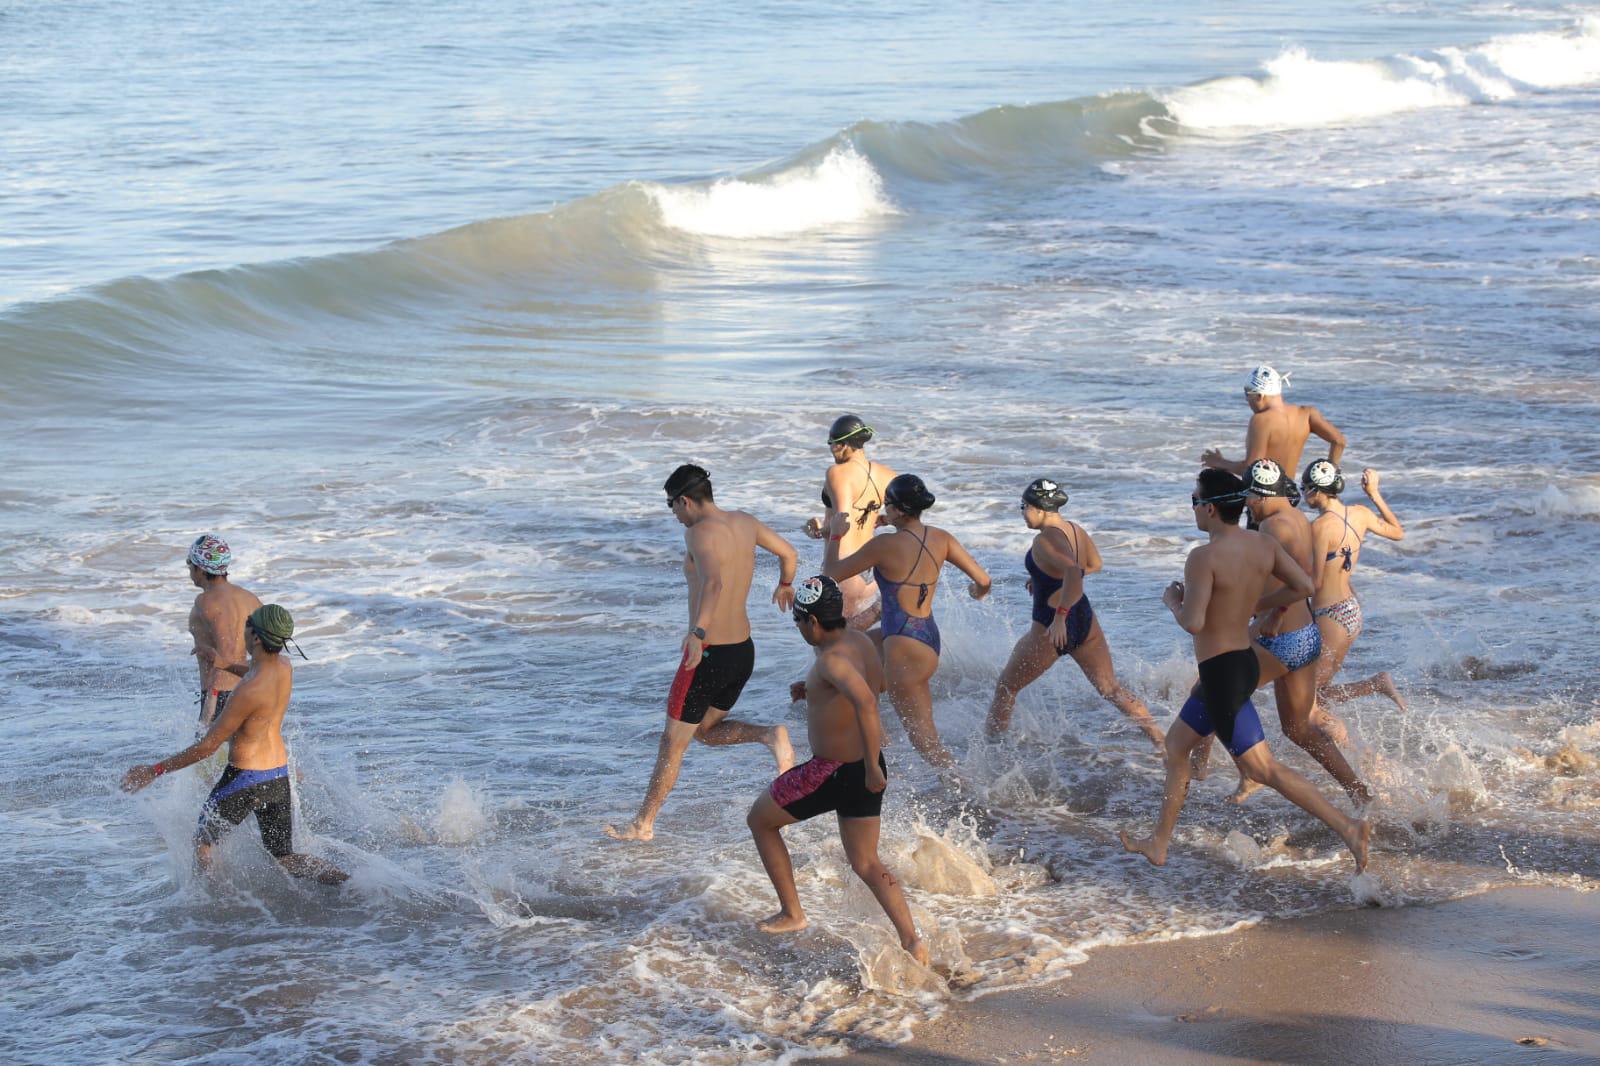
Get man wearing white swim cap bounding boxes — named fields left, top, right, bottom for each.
left=1201, top=365, right=1346, bottom=491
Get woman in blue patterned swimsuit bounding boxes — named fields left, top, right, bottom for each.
left=824, top=474, right=990, bottom=770
left=985, top=479, right=1164, bottom=751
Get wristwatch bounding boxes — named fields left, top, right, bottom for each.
left=690, top=626, right=707, bottom=640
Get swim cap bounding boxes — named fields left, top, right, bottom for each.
left=187, top=534, right=232, bottom=575
left=791, top=575, right=845, bottom=624
left=827, top=414, right=873, bottom=447
left=1302, top=459, right=1345, bottom=496
left=883, top=473, right=936, bottom=515
left=1022, top=478, right=1069, bottom=512
left=1246, top=459, right=1298, bottom=498
left=1245, top=365, right=1290, bottom=396
left=246, top=604, right=295, bottom=652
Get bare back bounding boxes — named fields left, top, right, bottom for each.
left=824, top=458, right=898, bottom=561
left=1310, top=502, right=1374, bottom=607
left=1246, top=403, right=1316, bottom=476
left=684, top=509, right=763, bottom=644
left=1256, top=506, right=1316, bottom=630
left=1185, top=529, right=1283, bottom=661
left=804, top=630, right=884, bottom=762
left=190, top=581, right=263, bottom=693
left=872, top=524, right=955, bottom=620
left=214, top=656, right=293, bottom=769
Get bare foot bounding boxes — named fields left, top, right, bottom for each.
left=1344, top=818, right=1373, bottom=872
left=1347, top=780, right=1374, bottom=807
left=1138, top=719, right=1166, bottom=752
left=278, top=854, right=350, bottom=884
left=1230, top=776, right=1266, bottom=805
left=757, top=910, right=807, bottom=934
left=789, top=680, right=807, bottom=703
left=604, top=820, right=654, bottom=842
left=770, top=726, right=796, bottom=774
left=1377, top=672, right=1407, bottom=712
left=1120, top=829, right=1167, bottom=867
left=905, top=939, right=930, bottom=966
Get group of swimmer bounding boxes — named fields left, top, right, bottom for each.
left=119, top=362, right=1407, bottom=967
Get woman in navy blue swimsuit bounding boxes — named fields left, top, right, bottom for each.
left=985, top=479, right=1164, bottom=750
left=824, top=474, right=990, bottom=769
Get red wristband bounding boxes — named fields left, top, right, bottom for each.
left=778, top=580, right=792, bottom=587
left=1056, top=606, right=1069, bottom=616
left=829, top=535, right=845, bottom=542
left=153, top=762, right=166, bottom=777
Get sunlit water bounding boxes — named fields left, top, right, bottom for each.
left=4, top=2, right=1600, bottom=1061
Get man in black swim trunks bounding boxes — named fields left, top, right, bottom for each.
left=122, top=604, right=348, bottom=884
left=606, top=465, right=799, bottom=842
left=746, top=575, right=928, bottom=965
left=1120, top=469, right=1371, bottom=872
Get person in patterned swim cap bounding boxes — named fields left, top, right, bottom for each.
left=122, top=604, right=348, bottom=885
left=184, top=534, right=262, bottom=729
left=745, top=575, right=928, bottom=966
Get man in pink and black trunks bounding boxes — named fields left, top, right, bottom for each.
left=745, top=575, right=928, bottom=965
left=605, top=465, right=799, bottom=843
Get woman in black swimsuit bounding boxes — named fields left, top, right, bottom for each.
left=985, top=479, right=1164, bottom=750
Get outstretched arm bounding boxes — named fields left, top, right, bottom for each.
left=942, top=531, right=992, bottom=599
left=121, top=686, right=257, bottom=792
left=1360, top=469, right=1404, bottom=540
left=753, top=519, right=799, bottom=610
left=1308, top=407, right=1345, bottom=465
left=822, top=511, right=886, bottom=581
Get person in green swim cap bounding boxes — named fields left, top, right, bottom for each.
left=122, top=604, right=348, bottom=885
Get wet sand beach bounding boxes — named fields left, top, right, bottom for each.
left=837, top=886, right=1600, bottom=1063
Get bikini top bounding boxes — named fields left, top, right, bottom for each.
left=1320, top=506, right=1358, bottom=572
left=875, top=525, right=937, bottom=609
left=820, top=461, right=883, bottom=529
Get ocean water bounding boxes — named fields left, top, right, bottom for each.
left=4, top=1, right=1600, bottom=1061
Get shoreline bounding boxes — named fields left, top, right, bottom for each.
left=831, top=885, right=1600, bottom=1063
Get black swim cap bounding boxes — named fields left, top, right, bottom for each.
left=1246, top=459, right=1297, bottom=499
left=884, top=473, right=935, bottom=516
left=792, top=574, right=845, bottom=624
left=1022, top=478, right=1069, bottom=512
left=1301, top=459, right=1345, bottom=496
left=827, top=415, right=873, bottom=447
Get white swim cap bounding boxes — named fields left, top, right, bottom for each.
left=1245, top=365, right=1290, bottom=396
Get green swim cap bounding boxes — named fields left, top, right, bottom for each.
left=247, top=604, right=295, bottom=653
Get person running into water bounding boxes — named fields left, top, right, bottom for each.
left=747, top=575, right=927, bottom=965
left=606, top=465, right=799, bottom=842
left=122, top=605, right=348, bottom=884
left=184, top=534, right=261, bottom=729
left=1201, top=365, right=1345, bottom=488
left=823, top=474, right=990, bottom=770
left=804, top=414, right=898, bottom=629
left=1229, top=459, right=1369, bottom=805
left=1302, top=461, right=1407, bottom=710
left=1120, top=469, right=1371, bottom=872
left=985, top=479, right=1164, bottom=750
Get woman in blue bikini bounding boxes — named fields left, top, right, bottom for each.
left=985, top=479, right=1164, bottom=750
left=1302, top=462, right=1407, bottom=711
left=824, top=474, right=990, bottom=769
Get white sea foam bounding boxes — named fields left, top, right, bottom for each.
left=1164, top=20, right=1600, bottom=131
left=645, top=147, right=896, bottom=238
